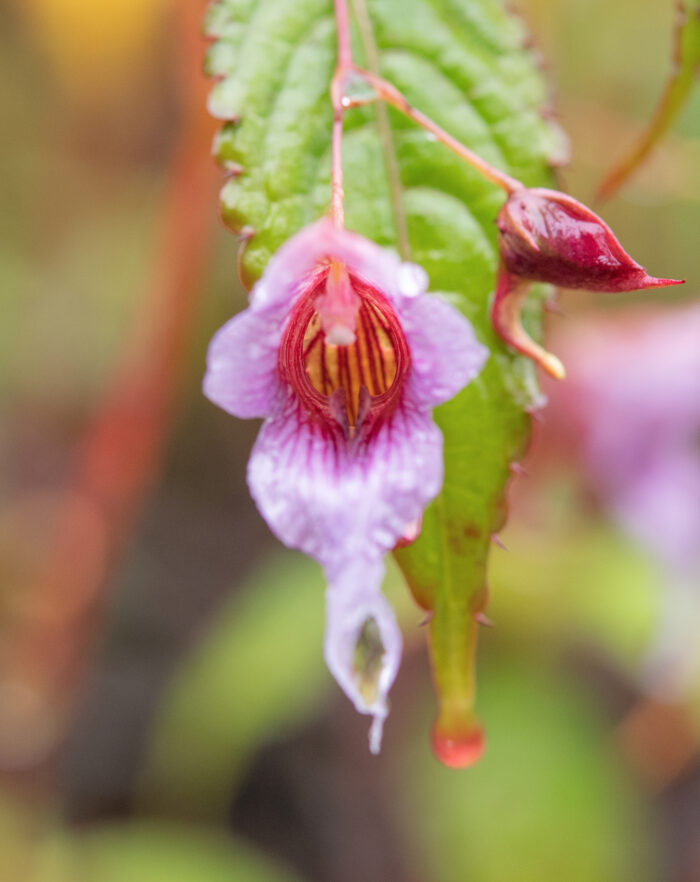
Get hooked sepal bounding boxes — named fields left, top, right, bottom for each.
left=492, top=188, right=683, bottom=378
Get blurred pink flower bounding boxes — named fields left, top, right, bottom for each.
left=552, top=303, right=700, bottom=691
left=556, top=304, right=700, bottom=569
left=204, top=219, right=487, bottom=750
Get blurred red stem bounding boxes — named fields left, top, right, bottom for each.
left=1, top=0, right=218, bottom=771
left=597, top=1, right=700, bottom=202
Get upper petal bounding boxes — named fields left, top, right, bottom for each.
left=250, top=219, right=420, bottom=314
left=398, top=293, right=489, bottom=409
left=205, top=220, right=482, bottom=421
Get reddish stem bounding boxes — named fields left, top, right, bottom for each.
left=334, top=0, right=353, bottom=69
left=0, top=0, right=218, bottom=777
left=597, top=1, right=700, bottom=202
left=330, top=0, right=520, bottom=227
left=330, top=0, right=355, bottom=227
left=330, top=75, right=346, bottom=228
left=356, top=68, right=523, bottom=194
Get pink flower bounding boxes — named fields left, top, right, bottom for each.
left=549, top=304, right=700, bottom=691
left=204, top=219, right=487, bottom=750
left=553, top=305, right=700, bottom=570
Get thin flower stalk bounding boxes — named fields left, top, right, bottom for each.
left=329, top=0, right=352, bottom=227
left=353, top=67, right=523, bottom=194
left=331, top=0, right=523, bottom=198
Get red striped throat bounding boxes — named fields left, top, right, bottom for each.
left=279, top=261, right=410, bottom=438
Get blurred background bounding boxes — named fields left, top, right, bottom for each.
left=1, top=0, right=699, bottom=879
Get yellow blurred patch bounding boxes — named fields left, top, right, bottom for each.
left=16, top=0, right=173, bottom=100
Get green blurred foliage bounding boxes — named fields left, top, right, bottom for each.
left=491, top=520, right=659, bottom=671
left=137, top=554, right=329, bottom=817
left=36, top=823, right=308, bottom=882
left=138, top=551, right=418, bottom=818
left=401, top=655, right=656, bottom=882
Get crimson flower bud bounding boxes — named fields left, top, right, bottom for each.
left=491, top=187, right=683, bottom=379
left=498, top=187, right=681, bottom=291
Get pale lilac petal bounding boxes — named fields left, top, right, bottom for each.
left=611, top=449, right=700, bottom=569
left=398, top=294, right=489, bottom=409
left=203, top=310, right=282, bottom=418
left=247, top=394, right=443, bottom=572
left=324, top=559, right=402, bottom=752
left=247, top=395, right=443, bottom=739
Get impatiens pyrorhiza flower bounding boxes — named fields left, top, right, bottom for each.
left=204, top=219, right=488, bottom=751
left=491, top=187, right=683, bottom=379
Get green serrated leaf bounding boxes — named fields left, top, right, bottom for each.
left=206, top=0, right=557, bottom=743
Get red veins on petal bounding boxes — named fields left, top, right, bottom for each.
left=278, top=262, right=410, bottom=439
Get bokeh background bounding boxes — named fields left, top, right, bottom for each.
left=1, top=0, right=699, bottom=880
